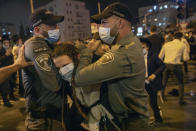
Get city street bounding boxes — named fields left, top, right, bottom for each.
left=0, top=60, right=196, bottom=131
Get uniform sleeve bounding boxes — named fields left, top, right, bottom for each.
left=25, top=40, right=60, bottom=92
left=75, top=48, right=131, bottom=86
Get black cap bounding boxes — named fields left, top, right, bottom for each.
left=2, top=35, right=10, bottom=42
left=91, top=2, right=133, bottom=23
left=31, top=9, right=64, bottom=27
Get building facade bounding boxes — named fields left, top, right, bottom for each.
left=40, top=0, right=92, bottom=41
left=138, top=1, right=179, bottom=30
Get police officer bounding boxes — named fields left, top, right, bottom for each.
left=74, top=2, right=149, bottom=131
left=22, top=9, right=66, bottom=130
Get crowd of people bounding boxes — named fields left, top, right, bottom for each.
left=0, top=2, right=196, bottom=131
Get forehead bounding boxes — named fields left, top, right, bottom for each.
left=53, top=55, right=73, bottom=67
left=3, top=40, right=10, bottom=43
left=101, top=15, right=117, bottom=23
left=39, top=23, right=57, bottom=29
left=54, top=55, right=72, bottom=62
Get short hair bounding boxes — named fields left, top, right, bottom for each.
left=150, top=25, right=157, bottom=32
left=52, top=42, right=79, bottom=66
left=174, top=32, right=183, bottom=39
left=140, top=38, right=152, bottom=48
left=12, top=35, right=20, bottom=43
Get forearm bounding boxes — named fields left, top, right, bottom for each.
left=0, top=64, right=20, bottom=84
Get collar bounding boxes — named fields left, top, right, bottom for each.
left=116, top=32, right=135, bottom=46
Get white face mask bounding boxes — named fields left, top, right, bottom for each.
left=59, top=63, right=74, bottom=83
left=46, top=29, right=60, bottom=44
left=99, top=27, right=115, bottom=45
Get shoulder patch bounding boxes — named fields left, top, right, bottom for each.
left=100, top=52, right=114, bottom=64
left=35, top=54, right=52, bottom=72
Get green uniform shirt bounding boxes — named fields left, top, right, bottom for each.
left=75, top=32, right=149, bottom=120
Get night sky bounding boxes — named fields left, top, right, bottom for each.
left=0, top=0, right=195, bottom=32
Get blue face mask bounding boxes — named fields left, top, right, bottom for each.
left=59, top=63, right=74, bottom=83
left=46, top=29, right=60, bottom=44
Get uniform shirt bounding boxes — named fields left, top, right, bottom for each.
left=159, top=39, right=190, bottom=65
left=75, top=32, right=149, bottom=120
left=23, top=36, right=62, bottom=109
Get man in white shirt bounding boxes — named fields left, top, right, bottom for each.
left=159, top=32, right=190, bottom=105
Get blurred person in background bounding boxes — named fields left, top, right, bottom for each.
left=187, top=31, right=196, bottom=60
left=0, top=45, right=32, bottom=84
left=0, top=35, right=14, bottom=107
left=12, top=35, right=24, bottom=97
left=164, top=31, right=174, bottom=43
left=159, top=32, right=190, bottom=105
left=147, top=25, right=165, bottom=54
left=140, top=38, right=165, bottom=127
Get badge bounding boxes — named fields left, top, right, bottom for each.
left=35, top=54, right=52, bottom=72
left=33, top=47, right=48, bottom=53
left=100, top=52, right=114, bottom=64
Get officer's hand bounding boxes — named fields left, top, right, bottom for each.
left=86, top=39, right=101, bottom=52
left=14, top=45, right=33, bottom=68
left=95, top=44, right=110, bottom=56
left=148, top=74, right=156, bottom=81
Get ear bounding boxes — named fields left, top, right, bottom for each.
left=34, top=27, right=40, bottom=34
left=119, top=19, right=126, bottom=29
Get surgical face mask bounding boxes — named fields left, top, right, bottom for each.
left=46, top=29, right=60, bottom=44
left=99, top=27, right=115, bottom=45
left=59, top=63, right=74, bottom=83
left=99, top=20, right=120, bottom=45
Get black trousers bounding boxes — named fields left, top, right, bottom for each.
left=162, top=64, right=184, bottom=102
left=0, top=80, right=10, bottom=103
left=145, top=85, right=162, bottom=122
left=18, top=69, right=24, bottom=96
